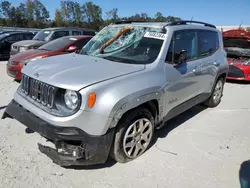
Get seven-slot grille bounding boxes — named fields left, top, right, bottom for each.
left=21, top=74, right=56, bottom=108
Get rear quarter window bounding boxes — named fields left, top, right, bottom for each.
left=198, top=30, right=219, bottom=57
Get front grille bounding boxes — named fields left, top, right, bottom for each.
left=21, top=74, right=56, bottom=108
left=228, top=65, right=245, bottom=78
left=7, top=69, right=17, bottom=77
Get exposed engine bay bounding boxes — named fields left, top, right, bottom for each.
left=224, top=37, right=250, bottom=65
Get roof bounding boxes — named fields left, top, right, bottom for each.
left=60, top=35, right=93, bottom=40
left=108, top=20, right=217, bottom=30
left=40, top=27, right=95, bottom=32
left=0, top=31, right=34, bottom=35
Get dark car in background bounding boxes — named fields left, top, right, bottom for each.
left=0, top=31, right=35, bottom=59
left=10, top=27, right=95, bottom=56
left=7, top=35, right=92, bottom=81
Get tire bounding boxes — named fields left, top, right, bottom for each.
left=110, top=107, right=154, bottom=163
left=203, top=77, right=224, bottom=108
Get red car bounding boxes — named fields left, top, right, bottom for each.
left=7, top=35, right=92, bottom=81
left=223, top=29, right=250, bottom=81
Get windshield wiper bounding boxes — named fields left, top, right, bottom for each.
left=102, top=56, right=133, bottom=63
left=38, top=48, right=49, bottom=51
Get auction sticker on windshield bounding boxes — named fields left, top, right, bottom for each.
left=144, top=32, right=166, bottom=40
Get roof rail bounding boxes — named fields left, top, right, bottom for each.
left=113, top=20, right=147, bottom=24
left=165, top=20, right=216, bottom=28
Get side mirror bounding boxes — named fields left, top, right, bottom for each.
left=2, top=39, right=8, bottom=44
left=67, top=46, right=77, bottom=52
left=175, top=50, right=187, bottom=65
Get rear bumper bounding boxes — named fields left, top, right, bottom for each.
left=2, top=100, right=115, bottom=166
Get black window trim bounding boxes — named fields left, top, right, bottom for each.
left=165, top=29, right=220, bottom=64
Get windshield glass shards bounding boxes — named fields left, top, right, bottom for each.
left=81, top=25, right=166, bottom=64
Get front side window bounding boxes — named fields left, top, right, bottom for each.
left=23, top=34, right=34, bottom=40
left=166, top=30, right=197, bottom=64
left=81, top=26, right=165, bottom=64
left=51, top=31, right=70, bottom=40
left=72, top=31, right=81, bottom=35
left=74, top=38, right=91, bottom=49
left=198, top=30, right=219, bottom=57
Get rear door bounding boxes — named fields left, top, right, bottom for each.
left=198, top=30, right=220, bottom=94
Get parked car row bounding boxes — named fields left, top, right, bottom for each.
left=0, top=27, right=95, bottom=59
left=2, top=20, right=230, bottom=167
left=10, top=27, right=95, bottom=56
left=7, top=35, right=92, bottom=80
left=0, top=31, right=35, bottom=59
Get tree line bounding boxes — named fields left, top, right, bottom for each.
left=0, top=0, right=182, bottom=31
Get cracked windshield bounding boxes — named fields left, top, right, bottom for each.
left=81, top=26, right=165, bottom=64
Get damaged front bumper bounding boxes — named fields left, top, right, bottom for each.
left=2, top=100, right=115, bottom=167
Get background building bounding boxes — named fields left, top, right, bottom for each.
left=216, top=25, right=250, bottom=32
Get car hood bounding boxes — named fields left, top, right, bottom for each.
left=22, top=53, right=145, bottom=91
left=9, top=49, right=52, bottom=62
left=13, top=40, right=47, bottom=47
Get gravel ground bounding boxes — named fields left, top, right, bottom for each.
left=0, top=60, right=249, bottom=188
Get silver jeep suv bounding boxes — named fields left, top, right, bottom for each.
left=2, top=20, right=228, bottom=166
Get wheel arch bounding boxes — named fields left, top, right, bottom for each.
left=109, top=91, right=164, bottom=128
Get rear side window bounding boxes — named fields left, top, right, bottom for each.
left=72, top=31, right=82, bottom=35
left=198, top=31, right=219, bottom=57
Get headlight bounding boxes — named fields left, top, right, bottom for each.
left=19, top=47, right=27, bottom=52
left=242, top=60, right=250, bottom=66
left=64, top=90, right=79, bottom=110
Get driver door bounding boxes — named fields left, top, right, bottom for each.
left=163, top=30, right=202, bottom=116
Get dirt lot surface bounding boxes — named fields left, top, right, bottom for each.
left=0, top=60, right=249, bottom=188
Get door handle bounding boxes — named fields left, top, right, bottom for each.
left=193, top=65, right=202, bottom=74
left=213, top=61, right=220, bottom=67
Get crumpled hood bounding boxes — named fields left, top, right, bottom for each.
left=22, top=53, right=145, bottom=91
left=13, top=40, right=47, bottom=47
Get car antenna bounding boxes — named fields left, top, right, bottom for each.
left=239, top=21, right=242, bottom=29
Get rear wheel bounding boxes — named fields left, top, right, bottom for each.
left=110, top=108, right=154, bottom=163
left=203, top=78, right=224, bottom=107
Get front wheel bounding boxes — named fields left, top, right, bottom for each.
left=110, top=108, right=154, bottom=163
left=203, top=78, right=224, bottom=107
